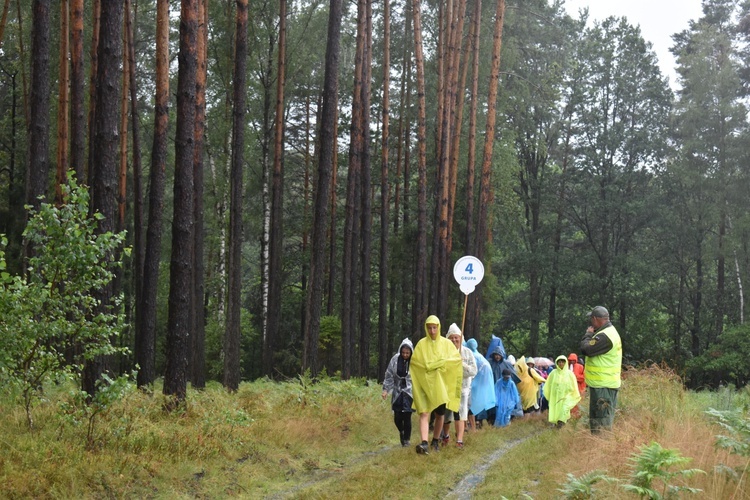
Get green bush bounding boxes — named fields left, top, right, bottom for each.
left=0, top=178, right=128, bottom=428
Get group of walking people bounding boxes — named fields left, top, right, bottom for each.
left=381, top=306, right=623, bottom=454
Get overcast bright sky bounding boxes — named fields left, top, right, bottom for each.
left=562, top=0, right=705, bottom=88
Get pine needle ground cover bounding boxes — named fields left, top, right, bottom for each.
left=0, top=367, right=748, bottom=498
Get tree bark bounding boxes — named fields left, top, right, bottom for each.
left=265, top=0, right=286, bottom=378
left=475, top=0, right=505, bottom=265
left=69, top=0, right=84, bottom=182
left=125, top=0, right=144, bottom=379
left=377, top=0, right=390, bottom=380
left=55, top=0, right=69, bottom=205
left=342, top=0, right=366, bottom=378
left=191, top=0, right=208, bottom=390
left=411, top=0, right=428, bottom=335
left=85, top=0, right=101, bottom=186
left=83, top=0, right=123, bottom=397
left=137, top=0, right=169, bottom=389
left=25, top=0, right=51, bottom=222
left=163, top=0, right=198, bottom=403
left=358, top=0, right=373, bottom=377
left=303, top=0, right=342, bottom=373
left=225, top=0, right=249, bottom=389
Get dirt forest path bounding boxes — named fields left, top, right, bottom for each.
left=264, top=426, right=546, bottom=499
left=444, top=436, right=533, bottom=499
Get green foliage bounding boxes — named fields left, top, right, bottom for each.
left=558, top=470, right=618, bottom=499
left=0, top=178, right=128, bottom=428
left=685, top=324, right=750, bottom=388
left=621, top=441, right=705, bottom=499
left=58, top=373, right=136, bottom=450
left=706, top=408, right=750, bottom=458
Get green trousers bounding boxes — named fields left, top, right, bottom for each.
left=588, top=386, right=618, bottom=433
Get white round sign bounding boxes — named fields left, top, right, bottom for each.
left=453, top=255, right=484, bottom=295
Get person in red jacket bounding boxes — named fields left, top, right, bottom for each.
left=567, top=353, right=586, bottom=395
left=567, top=353, right=586, bottom=418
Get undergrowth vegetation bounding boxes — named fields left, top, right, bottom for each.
left=0, top=366, right=748, bottom=498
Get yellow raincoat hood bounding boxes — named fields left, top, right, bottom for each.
left=409, top=316, right=463, bottom=413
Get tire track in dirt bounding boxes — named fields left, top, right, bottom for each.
left=445, top=430, right=545, bottom=499
left=266, top=429, right=546, bottom=499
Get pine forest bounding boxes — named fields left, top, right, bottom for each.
left=2, top=0, right=750, bottom=400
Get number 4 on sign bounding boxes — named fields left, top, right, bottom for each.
left=453, top=256, right=485, bottom=339
left=453, top=256, right=484, bottom=295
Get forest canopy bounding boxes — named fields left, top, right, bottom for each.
left=1, top=0, right=749, bottom=398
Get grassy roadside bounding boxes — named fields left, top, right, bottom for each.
left=0, top=367, right=748, bottom=498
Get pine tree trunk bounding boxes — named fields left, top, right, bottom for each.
left=83, top=0, right=123, bottom=397
left=475, top=0, right=505, bottom=264
left=137, top=0, right=169, bottom=389
left=358, top=0, right=373, bottom=377
left=303, top=0, right=342, bottom=375
left=55, top=0, right=69, bottom=205
left=16, top=0, right=30, bottom=129
left=325, top=106, right=339, bottom=316
left=377, top=0, right=390, bottom=380
left=85, top=0, right=101, bottom=186
left=69, top=0, right=85, bottom=182
left=265, top=0, right=286, bottom=378
left=342, top=0, right=367, bottom=378
left=163, top=0, right=198, bottom=403
left=411, top=0, right=428, bottom=335
left=118, top=19, right=129, bottom=234
left=25, top=0, right=51, bottom=217
left=225, top=0, right=248, bottom=389
left=191, top=0, right=208, bottom=390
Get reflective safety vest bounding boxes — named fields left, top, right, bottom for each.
left=584, top=325, right=622, bottom=388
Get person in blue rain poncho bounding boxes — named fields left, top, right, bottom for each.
left=494, top=369, right=520, bottom=427
left=382, top=338, right=415, bottom=446
left=409, top=315, right=463, bottom=455
left=544, top=355, right=581, bottom=428
left=465, top=338, right=495, bottom=429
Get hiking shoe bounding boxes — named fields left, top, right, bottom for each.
left=431, top=438, right=441, bottom=452
left=456, top=441, right=464, bottom=450
left=416, top=442, right=429, bottom=455
left=441, top=432, right=450, bottom=446
left=402, top=440, right=410, bottom=447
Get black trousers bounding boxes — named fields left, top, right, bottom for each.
left=394, top=411, right=413, bottom=444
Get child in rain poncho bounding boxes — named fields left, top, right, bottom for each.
left=494, top=369, right=520, bottom=427
left=382, top=338, right=415, bottom=446
left=544, top=355, right=581, bottom=427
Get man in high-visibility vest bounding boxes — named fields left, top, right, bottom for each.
left=580, top=306, right=622, bottom=433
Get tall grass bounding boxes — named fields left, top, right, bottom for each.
left=0, top=366, right=748, bottom=498
left=475, top=365, right=749, bottom=499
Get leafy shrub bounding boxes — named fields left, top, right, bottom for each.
left=0, top=178, right=128, bottom=428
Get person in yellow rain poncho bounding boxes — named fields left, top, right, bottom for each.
left=544, top=355, right=581, bottom=428
left=410, top=315, right=462, bottom=455
left=515, top=355, right=546, bottom=414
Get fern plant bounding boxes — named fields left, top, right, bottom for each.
left=557, top=470, right=618, bottom=499
left=622, top=441, right=704, bottom=499
left=705, top=408, right=750, bottom=457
